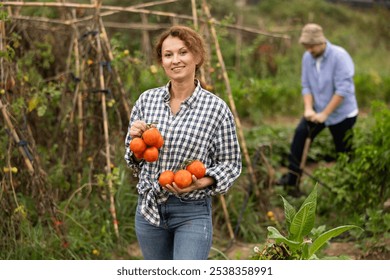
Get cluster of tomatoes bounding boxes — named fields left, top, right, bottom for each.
left=129, top=127, right=163, bottom=162
left=129, top=125, right=206, bottom=189
left=159, top=159, right=206, bottom=189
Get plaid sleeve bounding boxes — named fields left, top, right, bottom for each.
left=205, top=109, right=242, bottom=196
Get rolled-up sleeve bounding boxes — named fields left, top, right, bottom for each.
left=334, top=52, right=355, bottom=98
left=301, top=53, right=312, bottom=96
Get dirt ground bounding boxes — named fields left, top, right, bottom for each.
left=127, top=238, right=390, bottom=260
left=223, top=241, right=362, bottom=260
left=225, top=238, right=390, bottom=260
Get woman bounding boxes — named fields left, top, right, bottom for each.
left=124, top=25, right=242, bottom=260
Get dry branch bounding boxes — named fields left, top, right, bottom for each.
left=3, top=1, right=192, bottom=21
left=9, top=15, right=70, bottom=25
left=3, top=1, right=290, bottom=40
left=100, top=22, right=171, bottom=31
left=3, top=0, right=180, bottom=9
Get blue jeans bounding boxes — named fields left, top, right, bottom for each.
left=135, top=195, right=213, bottom=260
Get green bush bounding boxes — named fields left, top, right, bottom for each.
left=314, top=101, right=390, bottom=227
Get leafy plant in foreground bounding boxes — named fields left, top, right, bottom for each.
left=252, top=186, right=362, bottom=260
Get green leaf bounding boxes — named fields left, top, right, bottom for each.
left=301, top=242, right=311, bottom=260
left=289, top=202, right=316, bottom=242
left=289, top=186, right=318, bottom=241
left=28, top=96, right=39, bottom=112
left=267, top=226, right=301, bottom=250
left=281, top=195, right=296, bottom=231
left=308, top=225, right=362, bottom=258
left=301, top=185, right=318, bottom=210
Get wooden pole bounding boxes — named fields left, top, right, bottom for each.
left=235, top=0, right=245, bottom=72
left=202, top=0, right=256, bottom=186
left=140, top=14, right=152, bottom=65
left=98, top=17, right=131, bottom=120
left=0, top=101, right=35, bottom=174
left=0, top=11, right=4, bottom=87
left=0, top=19, right=34, bottom=174
left=191, top=0, right=208, bottom=86
left=191, top=0, right=198, bottom=29
left=220, top=192, right=235, bottom=241
left=71, top=9, right=84, bottom=188
left=94, top=0, right=119, bottom=238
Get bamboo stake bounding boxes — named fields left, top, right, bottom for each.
left=60, top=11, right=84, bottom=166
left=141, top=14, right=152, bottom=65
left=202, top=0, right=257, bottom=186
left=220, top=191, right=235, bottom=241
left=202, top=0, right=269, bottom=212
left=0, top=101, right=35, bottom=174
left=94, top=1, right=119, bottom=239
left=191, top=0, right=198, bottom=30
left=74, top=38, right=83, bottom=158
left=98, top=16, right=131, bottom=120
left=0, top=19, right=34, bottom=174
left=0, top=12, right=4, bottom=85
left=189, top=0, right=233, bottom=240
left=191, top=0, right=207, bottom=85
left=235, top=0, right=245, bottom=72
left=71, top=11, right=84, bottom=188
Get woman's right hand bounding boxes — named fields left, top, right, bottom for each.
left=129, top=120, right=148, bottom=138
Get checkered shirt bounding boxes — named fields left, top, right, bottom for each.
left=124, top=81, right=242, bottom=226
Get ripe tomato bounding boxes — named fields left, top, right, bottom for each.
left=158, top=170, right=175, bottom=187
left=143, top=146, right=159, bottom=162
left=154, top=134, right=164, bottom=149
left=142, top=127, right=162, bottom=147
left=174, top=170, right=193, bottom=189
left=186, top=160, right=206, bottom=179
left=129, top=137, right=147, bottom=154
left=133, top=151, right=144, bottom=159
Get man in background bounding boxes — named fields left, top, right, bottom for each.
left=277, top=23, right=359, bottom=196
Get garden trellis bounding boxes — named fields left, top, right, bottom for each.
left=1, top=0, right=289, bottom=243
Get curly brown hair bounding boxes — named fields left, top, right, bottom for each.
left=154, top=25, right=207, bottom=73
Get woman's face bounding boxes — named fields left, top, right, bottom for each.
left=161, top=35, right=200, bottom=82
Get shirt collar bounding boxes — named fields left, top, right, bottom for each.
left=162, top=79, right=202, bottom=109
left=310, top=41, right=330, bottom=66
